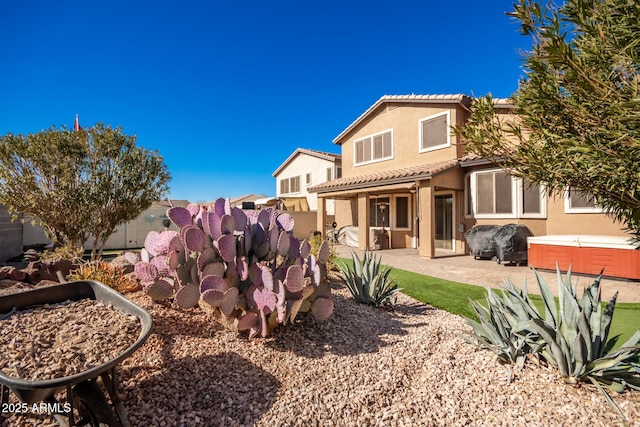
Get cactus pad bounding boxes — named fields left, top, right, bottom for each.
left=253, top=287, right=277, bottom=313
left=201, top=289, right=225, bottom=307
left=167, top=206, right=193, bottom=228
left=285, top=265, right=304, bottom=293
left=200, top=274, right=227, bottom=293
left=181, top=225, right=206, bottom=252
left=201, top=262, right=225, bottom=277
left=134, top=261, right=158, bottom=284
left=276, top=213, right=295, bottom=232
left=144, top=230, right=177, bottom=256
left=216, top=233, right=236, bottom=262
left=145, top=279, right=174, bottom=301
left=220, top=214, right=235, bottom=235
left=175, top=283, right=200, bottom=308
left=317, top=240, right=330, bottom=264
left=299, top=240, right=311, bottom=259
left=231, top=207, right=247, bottom=231
left=311, top=297, right=334, bottom=321
left=220, top=287, right=239, bottom=316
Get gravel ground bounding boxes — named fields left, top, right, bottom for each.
left=2, top=274, right=639, bottom=426
left=0, top=299, right=140, bottom=381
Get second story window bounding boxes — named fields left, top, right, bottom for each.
left=306, top=173, right=311, bottom=186
left=419, top=111, right=450, bottom=152
left=280, top=176, right=300, bottom=195
left=354, top=129, right=393, bottom=166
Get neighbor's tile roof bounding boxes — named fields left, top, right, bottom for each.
left=333, top=94, right=472, bottom=145
left=309, top=159, right=459, bottom=193
left=273, top=148, right=342, bottom=177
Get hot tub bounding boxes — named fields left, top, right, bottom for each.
left=527, top=235, right=640, bottom=280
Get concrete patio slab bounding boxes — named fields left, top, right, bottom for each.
left=333, top=245, right=640, bottom=303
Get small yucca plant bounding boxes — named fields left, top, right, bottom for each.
left=337, top=251, right=399, bottom=308
left=68, top=261, right=141, bottom=294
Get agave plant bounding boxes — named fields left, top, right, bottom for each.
left=463, top=265, right=640, bottom=421
left=514, top=268, right=640, bottom=392
left=460, top=278, right=542, bottom=370
left=337, top=251, right=399, bottom=308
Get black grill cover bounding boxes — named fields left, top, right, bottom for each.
left=492, top=223, right=533, bottom=263
left=464, top=225, right=502, bottom=259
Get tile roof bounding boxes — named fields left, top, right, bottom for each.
left=308, top=159, right=459, bottom=193
left=333, top=94, right=472, bottom=144
left=273, top=148, right=341, bottom=177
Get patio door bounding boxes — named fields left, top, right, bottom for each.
left=435, top=194, right=453, bottom=250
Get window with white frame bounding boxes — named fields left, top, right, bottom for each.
left=280, top=176, right=301, bottom=195
left=305, top=173, right=311, bottom=186
left=419, top=111, right=450, bottom=152
left=354, top=130, right=393, bottom=165
left=465, top=169, right=547, bottom=219
left=476, top=169, right=514, bottom=216
left=519, top=179, right=546, bottom=218
left=564, top=187, right=602, bottom=213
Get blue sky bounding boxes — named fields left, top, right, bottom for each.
left=0, top=1, right=530, bottom=203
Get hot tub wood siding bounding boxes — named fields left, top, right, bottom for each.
left=528, top=237, right=640, bottom=280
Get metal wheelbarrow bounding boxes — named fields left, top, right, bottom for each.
left=0, top=280, right=152, bottom=426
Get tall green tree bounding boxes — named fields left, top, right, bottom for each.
left=457, top=0, right=640, bottom=239
left=0, top=123, right=171, bottom=259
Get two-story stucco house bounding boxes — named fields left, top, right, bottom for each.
left=310, top=94, right=629, bottom=260
left=273, top=148, right=341, bottom=215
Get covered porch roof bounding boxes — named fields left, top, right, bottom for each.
left=308, top=159, right=460, bottom=198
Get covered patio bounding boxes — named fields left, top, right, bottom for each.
left=310, top=160, right=469, bottom=258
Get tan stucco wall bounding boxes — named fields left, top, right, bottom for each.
left=338, top=103, right=468, bottom=178
left=545, top=193, right=627, bottom=236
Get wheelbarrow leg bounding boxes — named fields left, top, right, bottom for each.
left=1, top=383, right=8, bottom=405
left=101, top=368, right=130, bottom=427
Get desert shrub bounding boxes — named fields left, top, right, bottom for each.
left=310, top=234, right=337, bottom=270
left=337, top=251, right=399, bottom=308
left=68, top=261, right=141, bottom=294
left=38, top=244, right=83, bottom=263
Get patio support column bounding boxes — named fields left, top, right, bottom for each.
left=317, top=196, right=327, bottom=238
left=357, top=193, right=370, bottom=250
left=418, top=182, right=435, bottom=258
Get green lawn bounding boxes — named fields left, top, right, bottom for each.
left=337, top=258, right=640, bottom=349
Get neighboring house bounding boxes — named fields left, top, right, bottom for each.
left=272, top=148, right=342, bottom=215
left=227, top=194, right=266, bottom=209
left=309, top=94, right=628, bottom=260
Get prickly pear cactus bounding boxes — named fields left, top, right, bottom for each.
left=134, top=198, right=333, bottom=337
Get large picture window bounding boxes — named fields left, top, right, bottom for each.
left=465, top=169, right=546, bottom=219
left=419, top=111, right=450, bottom=152
left=355, top=130, right=393, bottom=165
left=476, top=170, right=513, bottom=215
